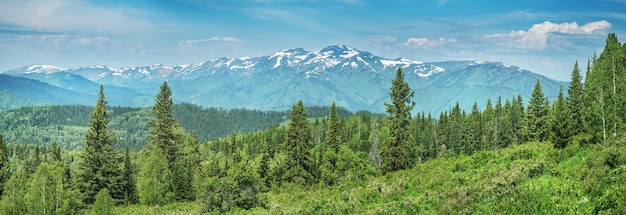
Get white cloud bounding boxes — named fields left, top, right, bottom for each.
left=369, top=36, right=398, bottom=43
left=487, top=20, right=612, bottom=49
left=402, top=37, right=453, bottom=48
left=0, top=0, right=156, bottom=34
left=178, top=37, right=243, bottom=47
left=17, top=34, right=110, bottom=47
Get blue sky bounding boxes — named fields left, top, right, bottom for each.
left=0, top=0, right=624, bottom=81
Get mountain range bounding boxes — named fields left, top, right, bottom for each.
left=0, top=45, right=567, bottom=114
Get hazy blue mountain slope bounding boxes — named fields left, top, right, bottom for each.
left=1, top=45, right=567, bottom=114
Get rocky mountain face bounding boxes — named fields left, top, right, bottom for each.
left=1, top=45, right=566, bottom=113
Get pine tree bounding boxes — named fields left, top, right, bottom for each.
left=368, top=119, right=382, bottom=168
left=382, top=68, right=415, bottom=173
left=77, top=85, right=124, bottom=204
left=281, top=100, right=314, bottom=185
left=448, top=103, right=463, bottom=154
left=567, top=61, right=584, bottom=137
left=327, top=102, right=341, bottom=155
left=550, top=86, right=570, bottom=148
left=467, top=102, right=482, bottom=154
left=482, top=99, right=495, bottom=151
left=583, top=54, right=604, bottom=142
left=122, top=144, right=137, bottom=205
left=583, top=33, right=626, bottom=141
left=148, top=82, right=188, bottom=199
left=510, top=95, right=525, bottom=144
left=50, top=142, right=61, bottom=162
left=149, top=82, right=182, bottom=165
left=0, top=134, right=9, bottom=197
left=523, top=79, right=550, bottom=142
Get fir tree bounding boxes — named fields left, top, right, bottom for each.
left=382, top=68, right=415, bottom=173
left=122, top=144, right=137, bottom=205
left=0, top=134, right=9, bottom=197
left=509, top=95, right=525, bottom=144
left=368, top=119, right=382, bottom=168
left=467, top=102, right=482, bottom=154
left=567, top=61, right=584, bottom=137
left=523, top=79, right=550, bottom=142
left=76, top=85, right=124, bottom=204
left=550, top=86, right=570, bottom=148
left=327, top=101, right=341, bottom=172
left=149, top=82, right=182, bottom=165
left=281, top=100, right=314, bottom=185
left=583, top=33, right=626, bottom=141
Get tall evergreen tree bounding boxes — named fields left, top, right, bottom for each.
left=149, top=82, right=182, bottom=165
left=509, top=95, right=525, bottom=144
left=523, top=79, right=550, bottom=142
left=368, top=119, right=382, bottom=167
left=327, top=102, right=341, bottom=155
left=567, top=61, right=584, bottom=137
left=382, top=68, right=415, bottom=173
left=482, top=99, right=495, bottom=150
left=583, top=33, right=626, bottom=141
left=282, top=100, right=314, bottom=185
left=77, top=85, right=124, bottom=204
left=467, top=102, right=482, bottom=154
left=0, top=134, right=9, bottom=197
left=550, top=86, right=570, bottom=148
left=122, top=144, right=137, bottom=205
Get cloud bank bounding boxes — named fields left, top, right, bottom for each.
left=488, top=20, right=612, bottom=49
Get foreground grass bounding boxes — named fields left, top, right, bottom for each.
left=116, top=140, right=626, bottom=214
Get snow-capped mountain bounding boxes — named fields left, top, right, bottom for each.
left=1, top=45, right=567, bottom=113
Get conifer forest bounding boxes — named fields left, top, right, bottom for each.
left=1, top=33, right=626, bottom=214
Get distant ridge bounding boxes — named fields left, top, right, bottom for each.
left=1, top=45, right=567, bottom=113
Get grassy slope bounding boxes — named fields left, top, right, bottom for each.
left=115, top=140, right=626, bottom=214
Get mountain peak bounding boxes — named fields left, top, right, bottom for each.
left=22, top=64, right=67, bottom=74
left=319, top=44, right=361, bottom=58
left=270, top=47, right=307, bottom=58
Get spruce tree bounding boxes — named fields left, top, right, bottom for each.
left=122, top=144, right=137, bottom=205
left=550, top=86, right=570, bottom=148
left=327, top=102, right=341, bottom=155
left=509, top=95, right=525, bottom=144
left=149, top=82, right=181, bottom=165
left=77, top=85, right=124, bottom=204
left=567, top=61, right=584, bottom=137
left=321, top=101, right=341, bottom=185
left=0, top=134, right=9, bottom=197
left=482, top=99, right=495, bottom=151
left=382, top=68, right=415, bottom=173
left=523, top=79, right=550, bottom=142
left=467, top=102, right=482, bottom=154
left=282, top=100, right=314, bottom=185
left=584, top=33, right=626, bottom=141
left=148, top=82, right=189, bottom=199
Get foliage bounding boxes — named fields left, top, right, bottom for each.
left=523, top=79, right=550, bottom=142
left=281, top=100, right=314, bottom=185
left=549, top=86, right=570, bottom=149
left=382, top=68, right=416, bottom=173
left=136, top=146, right=174, bottom=206
left=0, top=134, right=8, bottom=197
left=76, top=86, right=124, bottom=204
left=91, top=188, right=114, bottom=215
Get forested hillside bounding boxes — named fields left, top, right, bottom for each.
left=0, top=103, right=353, bottom=150
left=0, top=33, right=625, bottom=214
